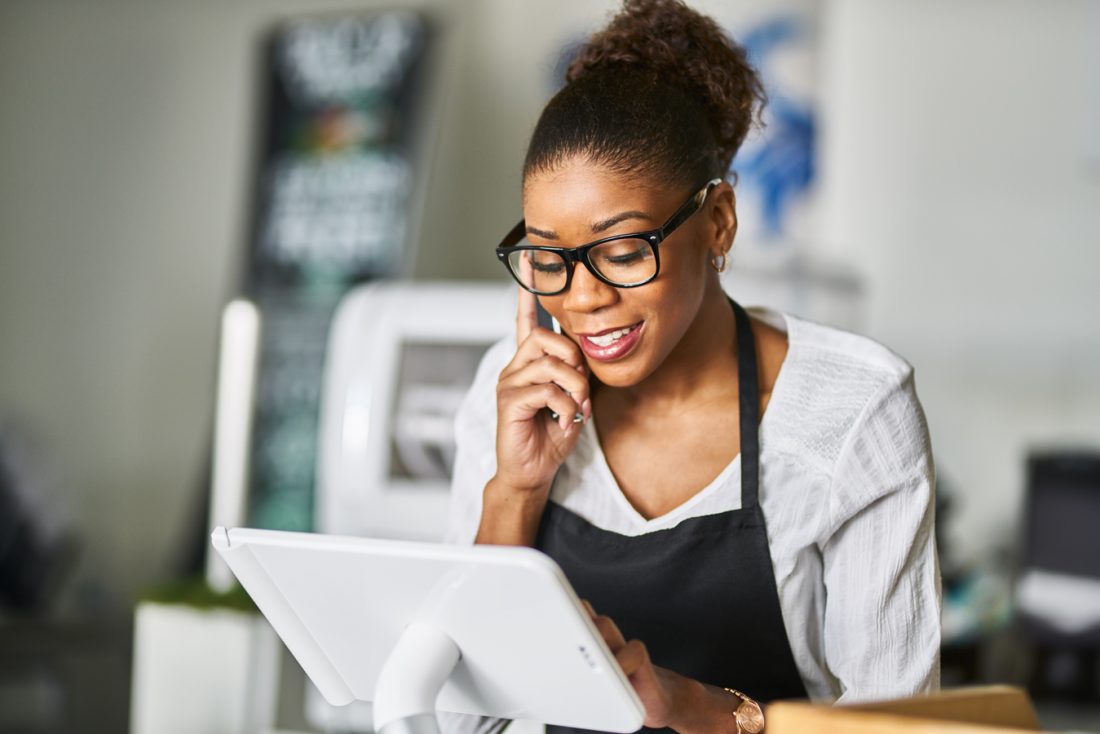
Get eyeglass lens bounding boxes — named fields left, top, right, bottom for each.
left=506, top=238, right=656, bottom=294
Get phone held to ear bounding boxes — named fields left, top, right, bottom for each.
left=535, top=302, right=584, bottom=425
left=535, top=300, right=560, bottom=335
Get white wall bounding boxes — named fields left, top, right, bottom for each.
left=0, top=2, right=257, bottom=609
left=818, top=0, right=1100, bottom=563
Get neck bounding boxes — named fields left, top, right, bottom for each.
left=606, top=277, right=741, bottom=416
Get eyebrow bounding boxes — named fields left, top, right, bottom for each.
left=525, top=225, right=558, bottom=240
left=525, top=210, right=654, bottom=242
left=591, top=211, right=651, bottom=233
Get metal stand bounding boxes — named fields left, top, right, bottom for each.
left=373, top=623, right=461, bottom=734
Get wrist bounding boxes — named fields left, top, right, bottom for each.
left=487, top=472, right=552, bottom=498
left=663, top=674, right=709, bottom=734
left=668, top=679, right=750, bottom=734
left=475, top=476, right=550, bottom=546
left=723, top=688, right=765, bottom=734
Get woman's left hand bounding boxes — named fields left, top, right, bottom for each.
left=580, top=600, right=695, bottom=731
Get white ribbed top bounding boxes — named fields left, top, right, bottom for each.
left=444, top=306, right=940, bottom=718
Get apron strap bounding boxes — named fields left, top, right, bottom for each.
left=731, top=299, right=761, bottom=510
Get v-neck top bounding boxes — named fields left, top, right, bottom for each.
left=444, top=305, right=940, bottom=704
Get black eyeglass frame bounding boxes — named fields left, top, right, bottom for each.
left=495, top=178, right=722, bottom=296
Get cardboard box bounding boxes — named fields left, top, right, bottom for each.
left=767, top=686, right=1042, bottom=733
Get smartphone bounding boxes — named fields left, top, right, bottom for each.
left=535, top=301, right=582, bottom=424
left=535, top=300, right=561, bottom=335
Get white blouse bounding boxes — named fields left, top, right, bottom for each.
left=443, top=305, right=940, bottom=711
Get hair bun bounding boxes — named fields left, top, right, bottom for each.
left=566, top=0, right=766, bottom=170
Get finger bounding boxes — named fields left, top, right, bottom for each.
left=615, top=639, right=649, bottom=678
left=593, top=614, right=628, bottom=652
left=580, top=600, right=596, bottom=618
left=499, top=368, right=587, bottom=431
left=498, top=356, right=590, bottom=405
left=516, top=286, right=538, bottom=345
left=505, top=328, right=587, bottom=375
left=499, top=384, right=582, bottom=429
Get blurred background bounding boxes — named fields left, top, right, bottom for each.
left=0, top=0, right=1098, bottom=732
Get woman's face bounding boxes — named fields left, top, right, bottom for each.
left=522, top=158, right=735, bottom=388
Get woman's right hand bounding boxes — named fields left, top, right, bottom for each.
left=493, top=287, right=591, bottom=496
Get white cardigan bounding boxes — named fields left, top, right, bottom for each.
left=444, top=305, right=940, bottom=711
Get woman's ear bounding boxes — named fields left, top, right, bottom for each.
left=708, top=182, right=737, bottom=260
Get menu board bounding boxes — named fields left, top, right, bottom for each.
left=245, top=11, right=433, bottom=530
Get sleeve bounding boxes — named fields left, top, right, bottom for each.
left=443, top=336, right=512, bottom=545
left=439, top=337, right=515, bottom=734
left=821, top=367, right=941, bottom=704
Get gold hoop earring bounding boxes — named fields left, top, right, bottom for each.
left=710, top=253, right=728, bottom=273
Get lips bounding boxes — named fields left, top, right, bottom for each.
left=577, top=321, right=645, bottom=362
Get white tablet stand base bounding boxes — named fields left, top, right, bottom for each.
left=374, top=623, right=461, bottom=734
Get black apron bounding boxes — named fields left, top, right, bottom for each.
left=534, top=299, right=808, bottom=734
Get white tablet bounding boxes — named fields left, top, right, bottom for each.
left=211, top=527, right=645, bottom=733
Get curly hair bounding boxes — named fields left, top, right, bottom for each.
left=523, top=0, right=767, bottom=189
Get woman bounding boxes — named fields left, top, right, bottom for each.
left=445, top=1, right=940, bottom=731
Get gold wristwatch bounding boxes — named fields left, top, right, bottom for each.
left=723, top=688, right=765, bottom=734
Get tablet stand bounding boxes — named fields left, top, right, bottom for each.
left=213, top=526, right=646, bottom=732
left=374, top=623, right=461, bottom=734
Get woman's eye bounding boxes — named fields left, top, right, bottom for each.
left=605, top=251, right=644, bottom=264
left=531, top=258, right=565, bottom=273
left=598, top=245, right=649, bottom=266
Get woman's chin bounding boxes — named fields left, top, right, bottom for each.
left=587, top=352, right=654, bottom=389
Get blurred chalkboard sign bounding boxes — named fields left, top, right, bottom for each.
left=245, top=11, right=433, bottom=530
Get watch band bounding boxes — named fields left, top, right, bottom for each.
left=723, top=688, right=765, bottom=734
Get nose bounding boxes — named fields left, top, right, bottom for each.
left=563, top=259, right=618, bottom=316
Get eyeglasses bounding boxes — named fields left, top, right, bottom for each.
left=495, top=178, right=721, bottom=296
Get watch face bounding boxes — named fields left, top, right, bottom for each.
left=735, top=701, right=765, bottom=734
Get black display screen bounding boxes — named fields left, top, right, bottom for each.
left=245, top=11, right=434, bottom=530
